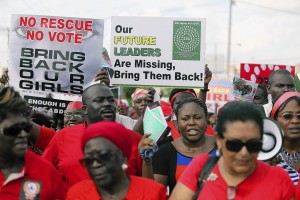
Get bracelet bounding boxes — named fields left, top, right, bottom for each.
left=200, top=88, right=210, bottom=92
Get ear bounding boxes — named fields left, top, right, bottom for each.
left=82, top=105, right=88, bottom=115
left=215, top=132, right=223, bottom=149
left=266, top=84, right=271, bottom=93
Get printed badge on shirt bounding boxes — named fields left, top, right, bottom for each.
left=19, top=179, right=43, bottom=200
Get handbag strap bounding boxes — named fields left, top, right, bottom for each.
left=192, top=156, right=219, bottom=200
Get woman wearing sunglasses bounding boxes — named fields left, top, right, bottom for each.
left=66, top=121, right=167, bottom=200
left=271, top=91, right=300, bottom=186
left=170, top=101, right=294, bottom=199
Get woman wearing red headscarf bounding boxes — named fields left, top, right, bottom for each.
left=66, top=121, right=167, bottom=200
left=271, top=92, right=300, bottom=186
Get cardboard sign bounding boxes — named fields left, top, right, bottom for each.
left=110, top=16, right=206, bottom=88
left=8, top=14, right=104, bottom=97
left=240, top=63, right=295, bottom=86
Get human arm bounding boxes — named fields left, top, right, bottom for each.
left=198, top=64, right=212, bottom=103
left=138, top=133, right=156, bottom=179
left=29, top=121, right=56, bottom=151
left=169, top=182, right=195, bottom=200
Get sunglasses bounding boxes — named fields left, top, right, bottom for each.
left=224, top=139, right=262, bottom=153
left=0, top=122, right=32, bottom=137
left=64, top=113, right=84, bottom=119
left=80, top=151, right=114, bottom=168
left=278, top=113, right=300, bottom=121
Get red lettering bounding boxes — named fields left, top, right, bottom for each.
left=57, top=18, right=65, bottom=29
left=65, top=19, right=73, bottom=30
left=20, top=17, right=36, bottom=27
left=214, top=94, right=222, bottom=101
left=49, top=18, right=56, bottom=28
left=85, top=20, right=93, bottom=31
left=40, top=18, right=49, bottom=28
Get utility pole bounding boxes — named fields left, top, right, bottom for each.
left=226, top=0, right=234, bottom=76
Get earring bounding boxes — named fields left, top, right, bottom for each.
left=121, top=163, right=128, bottom=171
left=216, top=148, right=222, bottom=157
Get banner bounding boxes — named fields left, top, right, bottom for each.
left=8, top=14, right=104, bottom=97
left=110, top=16, right=206, bottom=88
left=240, top=63, right=295, bottom=86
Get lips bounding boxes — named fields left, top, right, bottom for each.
left=14, top=139, right=27, bottom=150
left=100, top=109, right=115, bottom=119
left=288, top=127, right=300, bottom=134
left=186, top=129, right=199, bottom=136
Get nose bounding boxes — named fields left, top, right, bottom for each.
left=188, top=118, right=196, bottom=125
left=239, top=145, right=250, bottom=155
left=17, top=129, right=28, bottom=138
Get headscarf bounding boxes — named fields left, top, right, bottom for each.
left=81, top=121, right=132, bottom=159
left=131, top=88, right=148, bottom=103
left=168, top=89, right=197, bottom=107
left=66, top=101, right=83, bottom=110
left=271, top=92, right=300, bottom=119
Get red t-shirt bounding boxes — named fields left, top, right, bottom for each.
left=0, top=151, right=65, bottom=199
left=179, top=154, right=295, bottom=200
left=42, top=122, right=142, bottom=190
left=65, top=176, right=168, bottom=200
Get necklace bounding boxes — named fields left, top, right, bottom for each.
left=281, top=148, right=300, bottom=166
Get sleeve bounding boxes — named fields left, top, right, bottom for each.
left=126, top=130, right=143, bottom=176
left=42, top=131, right=60, bottom=168
left=178, top=154, right=210, bottom=192
left=34, top=126, right=56, bottom=151
left=152, top=143, right=172, bottom=175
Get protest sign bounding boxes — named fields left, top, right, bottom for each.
left=230, top=76, right=258, bottom=102
left=8, top=14, right=104, bottom=98
left=110, top=16, right=206, bottom=88
left=202, top=74, right=232, bottom=113
left=240, top=63, right=295, bottom=86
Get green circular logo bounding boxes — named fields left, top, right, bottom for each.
left=174, top=25, right=200, bottom=52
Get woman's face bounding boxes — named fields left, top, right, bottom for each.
left=276, top=99, right=300, bottom=142
left=177, top=102, right=206, bottom=143
left=83, top=138, right=124, bottom=188
left=216, top=120, right=261, bottom=176
left=133, top=97, right=146, bottom=116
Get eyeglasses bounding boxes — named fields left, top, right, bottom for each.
left=64, top=113, right=84, bottom=119
left=278, top=113, right=300, bottom=121
left=0, top=122, right=32, bottom=137
left=79, top=151, right=114, bottom=168
left=224, top=139, right=262, bottom=153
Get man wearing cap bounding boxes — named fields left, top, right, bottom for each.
left=42, top=83, right=143, bottom=191
left=63, top=101, right=85, bottom=127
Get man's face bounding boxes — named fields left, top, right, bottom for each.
left=0, top=114, right=31, bottom=159
left=133, top=97, right=146, bottom=116
left=253, top=87, right=268, bottom=105
left=267, top=74, right=295, bottom=101
left=64, top=108, right=85, bottom=127
left=83, top=86, right=117, bottom=125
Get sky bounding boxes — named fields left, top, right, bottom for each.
left=0, top=0, right=299, bottom=73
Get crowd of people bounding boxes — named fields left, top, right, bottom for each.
left=0, top=65, right=299, bottom=199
